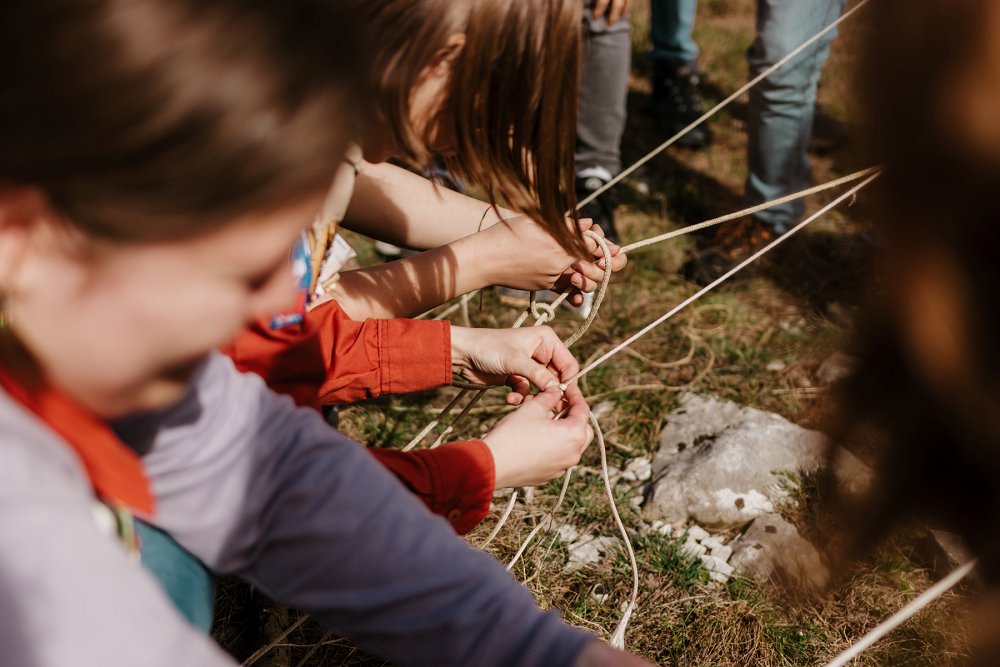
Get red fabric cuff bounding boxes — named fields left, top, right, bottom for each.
left=377, top=318, right=452, bottom=397
left=368, top=439, right=494, bottom=535
left=420, top=439, right=494, bottom=535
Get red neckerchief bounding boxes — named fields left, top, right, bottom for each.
left=0, top=366, right=155, bottom=516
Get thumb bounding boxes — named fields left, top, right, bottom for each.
left=523, top=385, right=563, bottom=415
left=517, top=362, right=560, bottom=393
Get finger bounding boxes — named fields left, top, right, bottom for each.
left=569, top=291, right=584, bottom=307
left=515, top=360, right=559, bottom=392
left=572, top=260, right=607, bottom=284
left=506, top=391, right=524, bottom=406
left=574, top=217, right=595, bottom=232
left=592, top=0, right=610, bottom=20
left=601, top=251, right=628, bottom=273
left=507, top=374, right=531, bottom=397
left=608, top=0, right=628, bottom=24
left=541, top=338, right=580, bottom=382
left=562, top=382, right=590, bottom=419
left=525, top=384, right=564, bottom=415
left=570, top=271, right=599, bottom=294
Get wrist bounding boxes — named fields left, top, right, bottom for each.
left=470, top=222, right=514, bottom=287
left=449, top=325, right=471, bottom=375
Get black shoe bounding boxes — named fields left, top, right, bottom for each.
left=651, top=61, right=713, bottom=149
left=575, top=173, right=620, bottom=245
left=681, top=217, right=778, bottom=285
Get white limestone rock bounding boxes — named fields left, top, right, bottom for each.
left=644, top=393, right=870, bottom=529
left=729, top=513, right=829, bottom=590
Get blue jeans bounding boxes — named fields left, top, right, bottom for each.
left=136, top=520, right=216, bottom=633
left=649, top=0, right=845, bottom=231
left=650, top=0, right=699, bottom=65
left=745, top=0, right=845, bottom=231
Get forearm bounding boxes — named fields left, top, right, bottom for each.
left=138, top=356, right=591, bottom=667
left=342, top=161, right=516, bottom=249
left=328, top=234, right=497, bottom=319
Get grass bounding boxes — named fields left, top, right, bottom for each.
left=215, top=1, right=976, bottom=665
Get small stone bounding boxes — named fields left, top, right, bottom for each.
left=680, top=539, right=707, bottom=560
left=701, top=555, right=736, bottom=584
left=634, top=180, right=651, bottom=195
left=591, top=589, right=610, bottom=604
left=710, top=544, right=733, bottom=562
left=650, top=520, right=673, bottom=537
left=621, top=457, right=653, bottom=483
left=630, top=495, right=644, bottom=508
left=557, top=524, right=581, bottom=543
left=815, top=352, right=859, bottom=386
left=687, top=525, right=710, bottom=542
left=565, top=534, right=622, bottom=571
left=700, top=536, right=724, bottom=551
left=766, top=360, right=787, bottom=372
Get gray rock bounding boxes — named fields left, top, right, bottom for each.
left=710, top=544, right=733, bottom=563
left=686, top=525, right=710, bottom=542
left=680, top=539, right=707, bottom=560
left=621, top=457, right=652, bottom=483
left=565, top=534, right=622, bottom=572
left=729, top=513, right=829, bottom=590
left=644, top=393, right=869, bottom=529
left=700, top=554, right=736, bottom=584
left=815, top=352, right=859, bottom=386
left=649, top=520, right=673, bottom=537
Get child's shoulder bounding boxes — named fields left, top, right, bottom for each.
left=0, top=392, right=94, bottom=498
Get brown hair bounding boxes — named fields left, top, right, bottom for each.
left=831, top=0, right=1000, bottom=566
left=355, top=0, right=587, bottom=257
left=0, top=0, right=364, bottom=242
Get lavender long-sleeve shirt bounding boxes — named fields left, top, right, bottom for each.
left=0, top=353, right=591, bottom=666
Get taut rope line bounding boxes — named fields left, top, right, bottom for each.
left=619, top=167, right=878, bottom=254
left=561, top=171, right=881, bottom=390
left=823, top=560, right=977, bottom=667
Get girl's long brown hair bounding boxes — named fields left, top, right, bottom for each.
left=358, top=0, right=587, bottom=258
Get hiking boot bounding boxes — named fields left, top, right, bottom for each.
left=575, top=167, right=621, bottom=245
left=651, top=60, right=713, bottom=149
left=682, top=216, right=780, bottom=285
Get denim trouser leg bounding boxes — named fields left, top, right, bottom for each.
left=744, top=0, right=845, bottom=231
left=576, top=0, right=631, bottom=174
left=649, top=0, right=700, bottom=65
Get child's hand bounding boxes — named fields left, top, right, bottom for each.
left=483, top=383, right=593, bottom=489
left=450, top=326, right=577, bottom=400
left=481, top=216, right=627, bottom=303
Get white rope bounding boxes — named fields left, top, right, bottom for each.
left=561, top=171, right=881, bottom=389
left=823, top=560, right=977, bottom=667
left=507, top=469, right=574, bottom=570
left=480, top=491, right=519, bottom=548
left=576, top=0, right=871, bottom=211
left=591, top=412, right=639, bottom=650
left=619, top=167, right=879, bottom=254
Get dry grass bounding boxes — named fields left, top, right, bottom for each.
left=215, top=2, right=976, bottom=665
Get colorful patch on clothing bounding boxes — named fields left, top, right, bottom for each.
left=269, top=234, right=311, bottom=330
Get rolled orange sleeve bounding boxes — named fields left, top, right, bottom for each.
left=369, top=440, right=495, bottom=535
left=222, top=298, right=452, bottom=407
